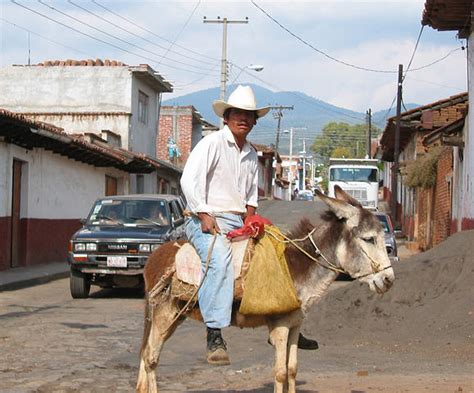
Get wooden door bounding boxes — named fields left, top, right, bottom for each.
left=105, top=175, right=118, bottom=196
left=11, top=160, right=22, bottom=268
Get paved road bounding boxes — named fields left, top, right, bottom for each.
left=258, top=199, right=326, bottom=232
left=0, top=200, right=326, bottom=392
left=1, top=200, right=468, bottom=392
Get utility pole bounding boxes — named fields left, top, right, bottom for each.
left=391, top=64, right=403, bottom=226
left=366, top=108, right=372, bottom=158
left=270, top=105, right=294, bottom=154
left=301, top=138, right=307, bottom=191
left=203, top=16, right=248, bottom=127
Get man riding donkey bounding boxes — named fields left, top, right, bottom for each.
left=180, top=85, right=318, bottom=366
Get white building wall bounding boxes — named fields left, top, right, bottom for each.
left=465, top=33, right=474, bottom=226
left=0, top=66, right=133, bottom=148
left=0, top=66, right=131, bottom=112
left=0, top=142, right=128, bottom=219
left=130, top=78, right=159, bottom=157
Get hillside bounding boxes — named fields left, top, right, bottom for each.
left=163, top=84, right=418, bottom=155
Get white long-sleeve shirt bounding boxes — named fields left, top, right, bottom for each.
left=180, top=126, right=259, bottom=214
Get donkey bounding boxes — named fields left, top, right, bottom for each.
left=136, top=186, right=395, bottom=393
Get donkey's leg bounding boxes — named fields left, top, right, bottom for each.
left=286, top=326, right=300, bottom=393
left=136, top=296, right=183, bottom=393
left=269, top=325, right=289, bottom=393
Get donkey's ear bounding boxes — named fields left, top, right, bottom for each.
left=334, top=185, right=362, bottom=208
left=315, top=189, right=360, bottom=225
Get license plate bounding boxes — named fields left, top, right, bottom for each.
left=107, top=256, right=127, bottom=267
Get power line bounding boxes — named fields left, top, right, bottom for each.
left=251, top=0, right=464, bottom=76
left=231, top=64, right=366, bottom=122
left=11, top=0, right=217, bottom=76
left=0, top=17, right=90, bottom=57
left=408, top=47, right=464, bottom=72
left=68, top=0, right=216, bottom=69
left=92, top=0, right=219, bottom=64
left=402, top=25, right=424, bottom=82
left=251, top=0, right=396, bottom=74
left=156, top=0, right=201, bottom=66
left=37, top=0, right=216, bottom=73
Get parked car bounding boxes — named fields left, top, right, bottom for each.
left=375, top=212, right=399, bottom=263
left=67, top=194, right=186, bottom=298
left=295, top=190, right=314, bottom=201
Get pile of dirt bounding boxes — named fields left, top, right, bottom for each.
left=304, top=230, right=474, bottom=355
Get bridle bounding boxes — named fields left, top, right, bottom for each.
left=264, top=226, right=392, bottom=281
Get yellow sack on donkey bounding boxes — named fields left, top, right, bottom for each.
left=239, top=225, right=301, bottom=315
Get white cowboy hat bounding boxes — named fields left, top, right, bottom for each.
left=212, top=85, right=270, bottom=119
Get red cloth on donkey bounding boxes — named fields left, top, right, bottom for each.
left=226, top=214, right=273, bottom=241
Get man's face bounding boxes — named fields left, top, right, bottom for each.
left=225, top=108, right=257, bottom=139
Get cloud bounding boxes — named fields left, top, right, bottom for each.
left=0, top=0, right=467, bottom=113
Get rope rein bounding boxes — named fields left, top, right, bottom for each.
left=264, top=225, right=392, bottom=280
left=147, top=222, right=393, bottom=328
left=264, top=226, right=346, bottom=275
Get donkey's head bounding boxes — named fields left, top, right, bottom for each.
left=315, top=186, right=395, bottom=294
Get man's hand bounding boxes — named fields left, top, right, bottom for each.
left=198, top=213, right=220, bottom=234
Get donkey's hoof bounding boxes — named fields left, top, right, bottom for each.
left=207, top=347, right=230, bottom=366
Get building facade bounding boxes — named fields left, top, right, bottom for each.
left=0, top=59, right=176, bottom=194
left=0, top=110, right=159, bottom=271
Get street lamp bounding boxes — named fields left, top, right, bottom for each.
left=229, top=63, right=264, bottom=85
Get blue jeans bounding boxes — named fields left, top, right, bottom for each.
left=185, top=213, right=243, bottom=329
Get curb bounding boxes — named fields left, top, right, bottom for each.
left=0, top=266, right=69, bottom=292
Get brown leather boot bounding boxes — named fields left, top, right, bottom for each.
left=206, top=328, right=230, bottom=366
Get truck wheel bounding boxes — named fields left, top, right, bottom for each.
left=70, top=268, right=91, bottom=299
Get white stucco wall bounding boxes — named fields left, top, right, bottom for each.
left=0, top=66, right=132, bottom=112
left=130, top=78, right=159, bottom=157
left=465, top=33, right=474, bottom=223
left=0, top=141, right=129, bottom=219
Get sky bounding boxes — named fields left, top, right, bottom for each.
left=0, top=0, right=467, bottom=114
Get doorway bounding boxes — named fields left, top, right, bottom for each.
left=11, top=159, right=23, bottom=268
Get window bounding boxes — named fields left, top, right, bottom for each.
left=138, top=91, right=149, bottom=124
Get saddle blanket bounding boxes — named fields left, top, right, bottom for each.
left=175, top=238, right=250, bottom=286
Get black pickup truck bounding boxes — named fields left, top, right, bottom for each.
left=67, top=194, right=186, bottom=298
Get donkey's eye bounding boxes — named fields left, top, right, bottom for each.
left=362, top=237, right=376, bottom=245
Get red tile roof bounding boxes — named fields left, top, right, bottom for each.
left=379, top=92, right=468, bottom=161
left=36, top=59, right=127, bottom=67
left=422, top=0, right=472, bottom=37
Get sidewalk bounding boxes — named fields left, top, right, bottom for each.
left=0, top=262, right=69, bottom=292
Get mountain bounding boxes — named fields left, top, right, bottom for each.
left=163, top=84, right=418, bottom=156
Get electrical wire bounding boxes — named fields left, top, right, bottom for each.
left=68, top=0, right=216, bottom=68
left=92, top=0, right=219, bottom=63
left=11, top=0, right=217, bottom=75
left=37, top=0, right=216, bottom=73
left=402, top=25, right=424, bottom=81
left=251, top=0, right=464, bottom=77
left=251, top=0, right=397, bottom=74
left=156, top=0, right=201, bottom=66
left=230, top=62, right=366, bottom=122
left=0, top=17, right=91, bottom=57
left=408, top=47, right=464, bottom=71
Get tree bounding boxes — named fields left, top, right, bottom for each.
left=311, top=121, right=381, bottom=163
left=331, top=146, right=351, bottom=158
